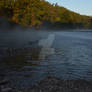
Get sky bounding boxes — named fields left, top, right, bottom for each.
left=46, top=0, right=92, bottom=16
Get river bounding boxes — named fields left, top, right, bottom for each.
left=0, top=30, right=92, bottom=88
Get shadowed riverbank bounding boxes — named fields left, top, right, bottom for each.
left=0, top=76, right=92, bottom=92
left=27, top=76, right=92, bottom=92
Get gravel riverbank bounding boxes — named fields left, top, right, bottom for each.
left=0, top=76, right=92, bottom=92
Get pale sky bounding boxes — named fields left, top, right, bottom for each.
left=46, top=0, right=92, bottom=16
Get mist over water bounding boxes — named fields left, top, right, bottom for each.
left=0, top=28, right=92, bottom=88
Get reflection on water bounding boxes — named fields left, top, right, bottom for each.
left=1, top=48, right=41, bottom=69
left=0, top=31, right=92, bottom=88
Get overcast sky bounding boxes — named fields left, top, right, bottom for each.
left=46, top=0, right=92, bottom=16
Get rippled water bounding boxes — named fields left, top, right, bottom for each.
left=0, top=30, right=92, bottom=88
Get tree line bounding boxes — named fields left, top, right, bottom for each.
left=0, top=0, right=92, bottom=29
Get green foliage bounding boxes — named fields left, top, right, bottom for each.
left=0, top=0, right=92, bottom=28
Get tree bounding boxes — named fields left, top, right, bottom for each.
left=0, top=0, right=91, bottom=29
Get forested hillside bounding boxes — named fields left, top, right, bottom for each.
left=0, top=0, right=92, bottom=29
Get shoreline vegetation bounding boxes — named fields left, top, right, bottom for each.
left=0, top=0, right=92, bottom=30
left=0, top=17, right=92, bottom=31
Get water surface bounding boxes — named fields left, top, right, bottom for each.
left=0, top=30, right=92, bottom=88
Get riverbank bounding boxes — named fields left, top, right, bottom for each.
left=26, top=76, right=92, bottom=92
left=0, top=76, right=92, bottom=92
left=1, top=17, right=92, bottom=32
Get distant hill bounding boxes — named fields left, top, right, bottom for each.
left=0, top=0, right=92, bottom=30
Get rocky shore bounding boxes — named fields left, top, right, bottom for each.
left=0, top=76, right=92, bottom=92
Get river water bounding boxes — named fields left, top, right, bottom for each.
left=0, top=30, right=92, bottom=88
